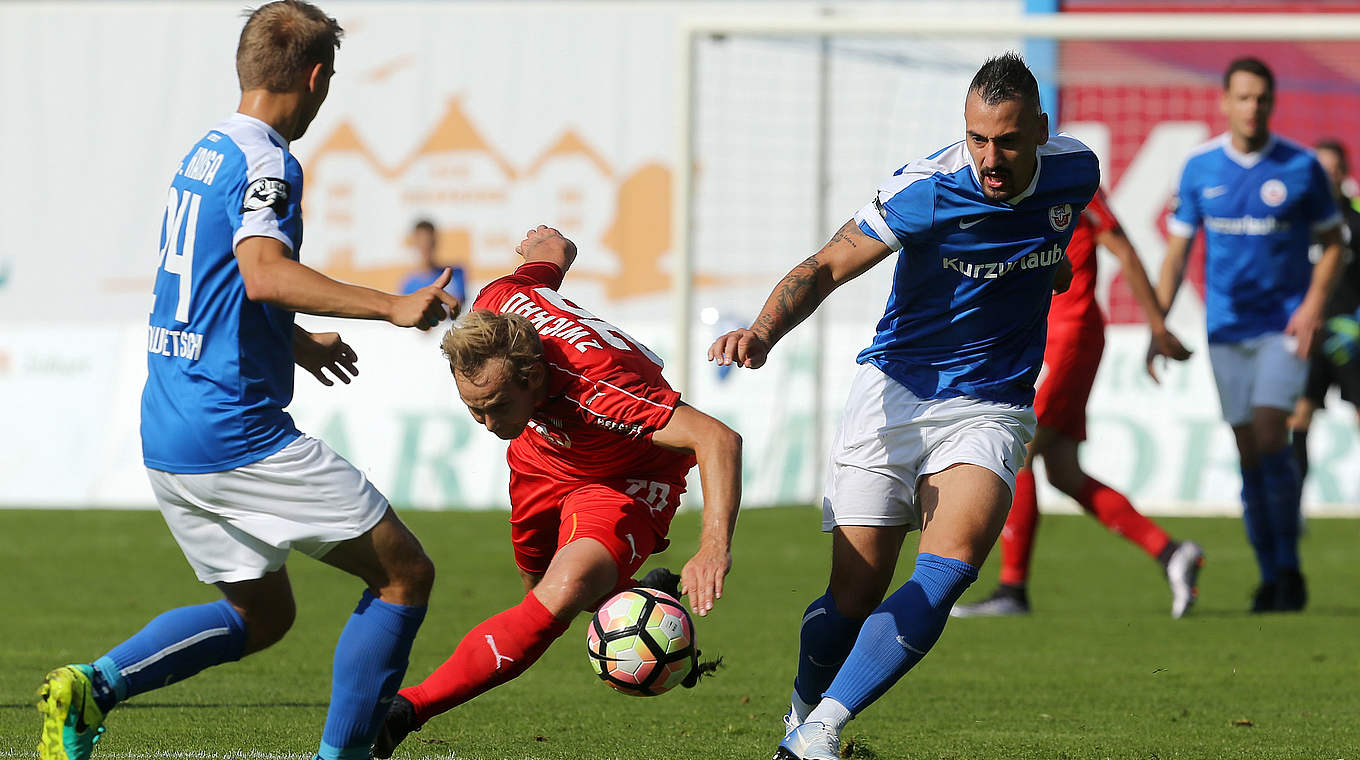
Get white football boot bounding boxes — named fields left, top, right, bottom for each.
left=1165, top=540, right=1205, bottom=619
left=772, top=721, right=841, bottom=760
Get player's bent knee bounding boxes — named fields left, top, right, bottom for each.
left=239, top=599, right=296, bottom=655
left=391, top=551, right=436, bottom=602
left=828, top=578, right=892, bottom=619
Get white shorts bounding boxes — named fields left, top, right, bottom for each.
left=148, top=435, right=389, bottom=584
left=1208, top=332, right=1309, bottom=427
left=821, top=364, right=1036, bottom=532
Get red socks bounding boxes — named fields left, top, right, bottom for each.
left=401, top=591, right=571, bottom=725
left=1000, top=471, right=1171, bottom=586
left=999, top=468, right=1039, bottom=586
left=1076, top=477, right=1170, bottom=560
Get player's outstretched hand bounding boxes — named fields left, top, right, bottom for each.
left=1285, top=299, right=1325, bottom=358
left=391, top=268, right=462, bottom=330
left=708, top=329, right=770, bottom=369
left=680, top=545, right=731, bottom=617
left=1144, top=326, right=1192, bottom=384
left=295, top=331, right=359, bottom=386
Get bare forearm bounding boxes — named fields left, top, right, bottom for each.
left=1106, top=233, right=1167, bottom=330
left=1154, top=237, right=1190, bottom=315
left=1303, top=241, right=1345, bottom=310
left=749, top=254, right=830, bottom=346
left=693, top=432, right=742, bottom=552
left=249, top=258, right=396, bottom=320
left=750, top=221, right=878, bottom=345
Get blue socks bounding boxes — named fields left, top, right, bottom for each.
left=1239, top=464, right=1276, bottom=583
left=1259, top=446, right=1302, bottom=573
left=318, top=591, right=427, bottom=760
left=90, top=600, right=247, bottom=713
left=793, top=592, right=865, bottom=707
left=821, top=554, right=977, bottom=717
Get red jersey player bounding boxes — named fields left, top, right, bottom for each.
left=374, top=226, right=742, bottom=757
left=951, top=189, right=1204, bottom=619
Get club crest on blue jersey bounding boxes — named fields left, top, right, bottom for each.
left=1260, top=179, right=1287, bottom=207
left=1049, top=203, right=1073, bottom=231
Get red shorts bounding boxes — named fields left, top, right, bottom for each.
left=507, top=468, right=685, bottom=591
left=1034, top=323, right=1105, bottom=441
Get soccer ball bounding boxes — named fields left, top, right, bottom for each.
left=586, top=588, right=694, bottom=696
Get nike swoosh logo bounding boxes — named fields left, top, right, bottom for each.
left=896, top=635, right=927, bottom=655
left=959, top=217, right=985, bottom=229
left=1203, top=186, right=1228, bottom=198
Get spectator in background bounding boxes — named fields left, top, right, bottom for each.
left=1290, top=139, right=1360, bottom=484
left=400, top=219, right=467, bottom=302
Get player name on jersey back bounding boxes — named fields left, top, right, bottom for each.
left=141, top=113, right=303, bottom=474
left=472, top=262, right=692, bottom=483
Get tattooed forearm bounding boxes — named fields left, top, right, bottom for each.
left=751, top=254, right=826, bottom=345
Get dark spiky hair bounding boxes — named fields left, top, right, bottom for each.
left=1224, top=57, right=1275, bottom=94
left=969, top=51, right=1041, bottom=114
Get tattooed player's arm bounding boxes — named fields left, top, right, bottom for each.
left=707, top=220, right=893, bottom=370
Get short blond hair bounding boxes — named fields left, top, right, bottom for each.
left=441, top=310, right=544, bottom=386
left=236, top=1, right=343, bottom=92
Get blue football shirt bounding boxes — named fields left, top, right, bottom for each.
left=854, top=135, right=1101, bottom=406
left=1169, top=134, right=1341, bottom=343
left=141, top=113, right=304, bottom=473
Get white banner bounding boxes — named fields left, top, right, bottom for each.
left=1, top=1, right=1357, bottom=513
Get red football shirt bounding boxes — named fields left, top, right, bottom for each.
left=1049, top=187, right=1120, bottom=330
left=472, top=261, right=696, bottom=484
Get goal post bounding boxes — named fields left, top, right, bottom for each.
left=673, top=12, right=1360, bottom=512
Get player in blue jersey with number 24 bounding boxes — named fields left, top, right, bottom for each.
left=36, top=3, right=460, bottom=760
left=710, top=53, right=1099, bottom=760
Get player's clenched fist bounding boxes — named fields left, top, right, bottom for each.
left=390, top=267, right=462, bottom=330
left=707, top=328, right=770, bottom=369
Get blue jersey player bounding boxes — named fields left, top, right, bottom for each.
left=709, top=53, right=1099, bottom=760
left=1150, top=57, right=1345, bottom=614
left=36, top=4, right=460, bottom=760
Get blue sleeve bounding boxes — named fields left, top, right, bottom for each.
left=397, top=273, right=422, bottom=295
left=450, top=267, right=467, bottom=302
left=1167, top=160, right=1201, bottom=239
left=1302, top=156, right=1342, bottom=232
left=853, top=176, right=935, bottom=251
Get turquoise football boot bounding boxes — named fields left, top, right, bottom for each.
left=36, top=665, right=106, bottom=760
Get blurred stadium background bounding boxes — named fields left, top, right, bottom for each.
left=3, top=0, right=1360, bottom=517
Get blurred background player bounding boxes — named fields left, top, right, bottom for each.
left=399, top=218, right=467, bottom=302
left=35, top=3, right=460, bottom=760
left=375, top=225, right=741, bottom=758
left=709, top=54, right=1097, bottom=760
left=1149, top=57, right=1345, bottom=613
left=1289, top=138, right=1360, bottom=485
left=952, top=188, right=1203, bottom=620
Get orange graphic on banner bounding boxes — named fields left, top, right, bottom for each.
left=303, top=97, right=721, bottom=301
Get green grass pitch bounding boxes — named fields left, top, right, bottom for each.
left=2, top=507, right=1358, bottom=759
